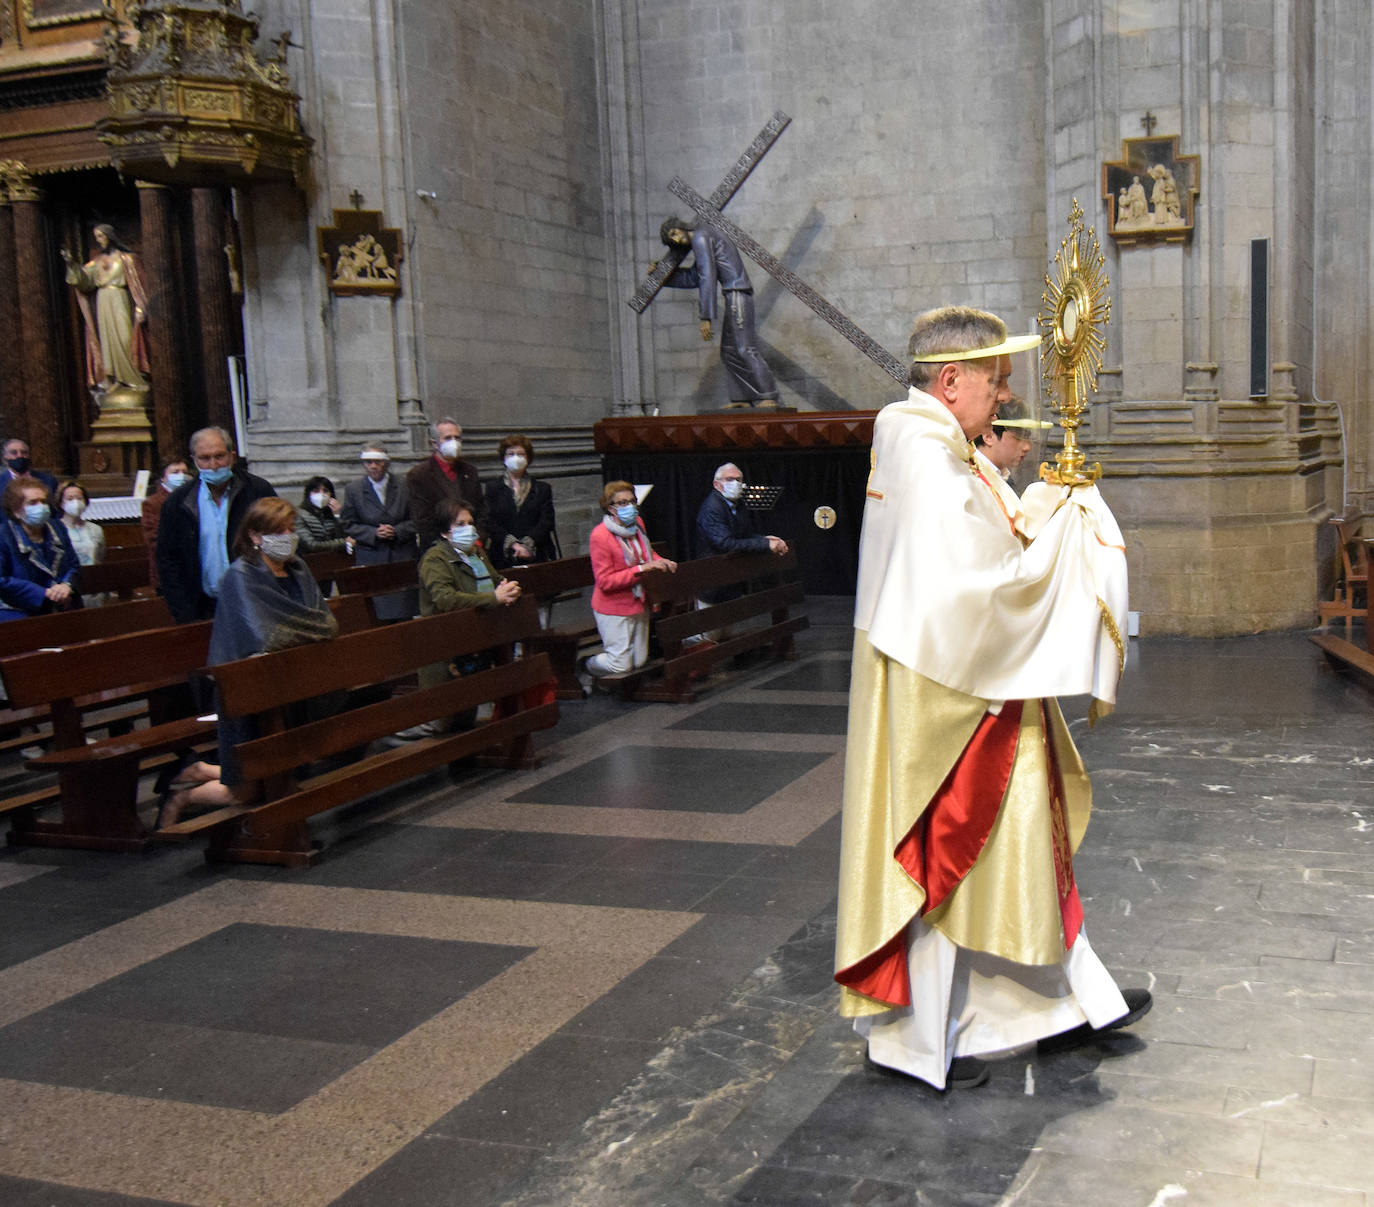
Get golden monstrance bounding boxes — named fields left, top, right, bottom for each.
left=1037, top=199, right=1111, bottom=486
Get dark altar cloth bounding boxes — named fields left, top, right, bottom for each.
left=595, top=411, right=876, bottom=597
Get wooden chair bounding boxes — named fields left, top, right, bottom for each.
left=1318, top=519, right=1368, bottom=634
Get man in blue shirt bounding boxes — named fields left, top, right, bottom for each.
left=155, top=426, right=276, bottom=622
left=661, top=218, right=779, bottom=409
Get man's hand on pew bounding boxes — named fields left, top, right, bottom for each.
left=767, top=537, right=789, bottom=555
left=495, top=580, right=522, bottom=606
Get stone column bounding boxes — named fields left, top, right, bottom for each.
left=192, top=187, right=235, bottom=431
left=138, top=182, right=189, bottom=460
left=0, top=200, right=26, bottom=439
left=9, top=175, right=64, bottom=471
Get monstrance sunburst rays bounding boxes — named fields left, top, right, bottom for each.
left=1037, top=198, right=1112, bottom=485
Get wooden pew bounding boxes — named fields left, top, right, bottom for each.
left=0, top=597, right=176, bottom=750
left=80, top=557, right=153, bottom=601
left=503, top=547, right=667, bottom=700
left=0, top=596, right=172, bottom=662
left=607, top=549, right=809, bottom=702
left=333, top=559, right=419, bottom=622
left=505, top=554, right=597, bottom=700
left=333, top=560, right=418, bottom=596
left=1311, top=632, right=1374, bottom=691
left=160, top=596, right=557, bottom=867
left=303, top=547, right=354, bottom=585
left=1, top=594, right=374, bottom=852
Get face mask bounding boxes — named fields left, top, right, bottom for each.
left=614, top=503, right=638, bottom=525
left=21, top=501, right=49, bottom=527
left=504, top=453, right=528, bottom=473
left=449, top=524, right=477, bottom=553
left=164, top=471, right=189, bottom=490
left=6, top=456, right=30, bottom=475
left=199, top=465, right=233, bottom=486
left=62, top=498, right=86, bottom=518
left=720, top=480, right=745, bottom=501
left=258, top=531, right=298, bottom=561
left=309, top=491, right=330, bottom=510
left=438, top=437, right=461, bottom=460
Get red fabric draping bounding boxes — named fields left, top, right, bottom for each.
left=835, top=701, right=1023, bottom=1008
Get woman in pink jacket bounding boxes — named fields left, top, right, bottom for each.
left=585, top=480, right=676, bottom=681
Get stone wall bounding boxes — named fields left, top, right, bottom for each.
left=604, top=0, right=1048, bottom=413
left=236, top=0, right=610, bottom=529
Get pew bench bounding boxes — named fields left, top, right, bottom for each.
left=333, top=559, right=420, bottom=622
left=601, top=549, right=808, bottom=703
left=159, top=596, right=557, bottom=867
left=0, top=596, right=177, bottom=753
left=505, top=554, right=599, bottom=700
left=504, top=547, right=669, bottom=700
left=80, top=557, right=153, bottom=601
left=1, top=594, right=374, bottom=852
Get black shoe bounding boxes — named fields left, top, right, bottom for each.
left=947, top=1056, right=990, bottom=1089
left=1037, top=988, right=1153, bottom=1054
left=864, top=1049, right=989, bottom=1091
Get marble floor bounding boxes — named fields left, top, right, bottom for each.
left=0, top=605, right=1371, bottom=1206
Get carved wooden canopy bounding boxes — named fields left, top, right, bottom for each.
left=96, top=0, right=311, bottom=187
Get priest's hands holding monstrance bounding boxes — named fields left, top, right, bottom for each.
left=1019, top=200, right=1126, bottom=722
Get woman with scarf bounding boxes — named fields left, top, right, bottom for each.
left=0, top=478, right=81, bottom=620
left=295, top=475, right=354, bottom=556
left=483, top=433, right=557, bottom=568
left=584, top=480, right=676, bottom=683
left=155, top=498, right=338, bottom=828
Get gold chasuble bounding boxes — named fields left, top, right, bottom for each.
left=834, top=388, right=1126, bottom=1019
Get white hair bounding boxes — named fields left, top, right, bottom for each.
left=713, top=462, right=742, bottom=482
left=189, top=425, right=235, bottom=454
left=429, top=417, right=460, bottom=442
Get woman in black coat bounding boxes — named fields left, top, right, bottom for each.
left=482, top=433, right=557, bottom=569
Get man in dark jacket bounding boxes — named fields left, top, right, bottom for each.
left=405, top=417, right=485, bottom=552
left=695, top=462, right=788, bottom=605
left=0, top=436, right=60, bottom=501
left=341, top=444, right=419, bottom=621
left=155, top=426, right=277, bottom=622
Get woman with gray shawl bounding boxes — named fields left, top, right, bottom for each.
left=156, top=498, right=337, bottom=828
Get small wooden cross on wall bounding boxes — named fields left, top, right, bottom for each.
left=1140, top=111, right=1158, bottom=136
left=349, top=188, right=365, bottom=210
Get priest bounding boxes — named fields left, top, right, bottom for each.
left=833, top=305, right=1149, bottom=1091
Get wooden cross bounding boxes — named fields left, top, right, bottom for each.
left=348, top=187, right=365, bottom=210
left=628, top=111, right=791, bottom=314
left=1140, top=110, right=1158, bottom=136
left=631, top=114, right=908, bottom=385
left=666, top=178, right=908, bottom=384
